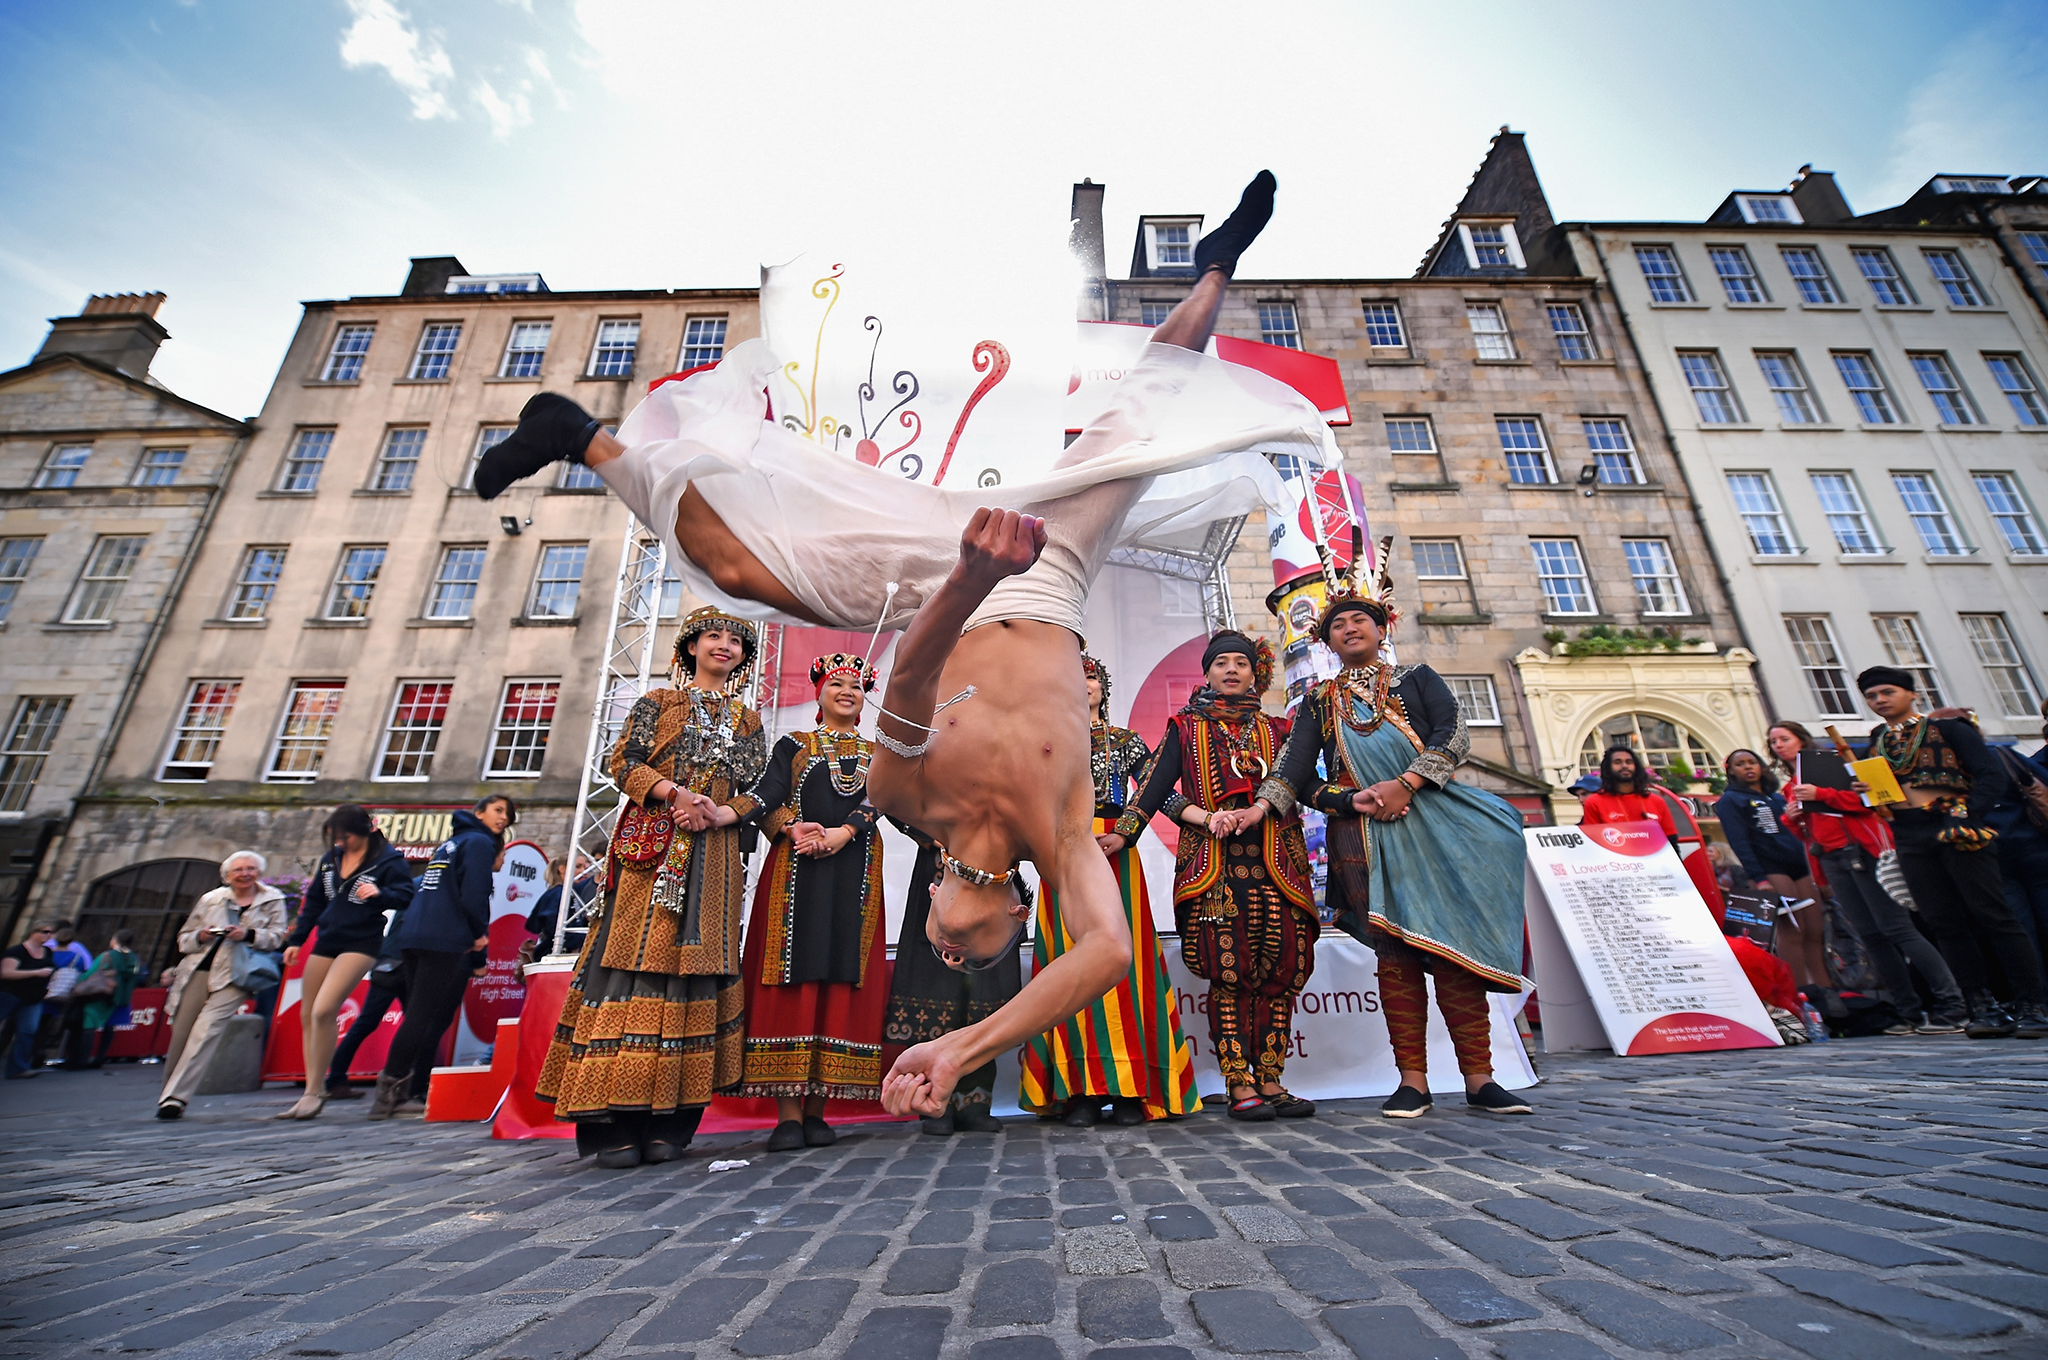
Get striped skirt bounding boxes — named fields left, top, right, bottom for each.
left=1020, top=823, right=1201, bottom=1120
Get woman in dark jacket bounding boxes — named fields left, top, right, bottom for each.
left=278, top=806, right=417, bottom=1120
left=371, top=794, right=512, bottom=1119
left=1716, top=750, right=1828, bottom=1003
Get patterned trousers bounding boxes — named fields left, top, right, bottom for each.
left=1377, top=935, right=1493, bottom=1078
left=1184, top=880, right=1313, bottom=1090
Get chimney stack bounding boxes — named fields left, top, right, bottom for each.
left=1071, top=180, right=1107, bottom=321
left=36, top=293, right=170, bottom=378
left=1789, top=166, right=1854, bottom=224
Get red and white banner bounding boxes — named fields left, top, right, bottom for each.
left=452, top=839, right=548, bottom=1065
left=1523, top=822, right=1780, bottom=1055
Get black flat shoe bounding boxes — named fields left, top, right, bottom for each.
left=1110, top=1099, right=1148, bottom=1126
left=474, top=393, right=599, bottom=500
left=593, top=1142, right=642, bottom=1169
left=1381, top=1085, right=1432, bottom=1119
left=1063, top=1101, right=1103, bottom=1128
left=154, top=1100, right=184, bottom=1120
left=802, top=1116, right=837, bottom=1148
left=766, top=1119, right=807, bottom=1153
left=1226, top=1095, right=1277, bottom=1122
left=954, top=1105, right=1004, bottom=1133
left=1465, top=1081, right=1533, bottom=1115
left=920, top=1111, right=955, bottom=1136
left=1192, top=170, right=1277, bottom=279
left=643, top=1107, right=703, bottom=1161
left=1266, top=1092, right=1316, bottom=1119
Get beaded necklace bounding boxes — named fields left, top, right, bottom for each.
left=819, top=728, right=871, bottom=796
left=1878, top=714, right=1930, bottom=774
left=1334, top=663, right=1397, bottom=734
left=681, top=684, right=744, bottom=777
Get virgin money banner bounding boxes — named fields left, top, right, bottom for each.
left=985, top=934, right=1534, bottom=1111
left=1524, top=822, right=1780, bottom=1056
left=452, top=839, right=548, bottom=1065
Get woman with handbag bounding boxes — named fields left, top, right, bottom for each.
left=278, top=806, right=419, bottom=1120
left=63, top=928, right=140, bottom=1068
left=157, top=851, right=289, bottom=1119
left=1769, top=720, right=1966, bottom=1034
left=537, top=606, right=766, bottom=1168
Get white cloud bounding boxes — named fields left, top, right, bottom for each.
left=339, top=0, right=456, bottom=121
left=524, top=46, right=568, bottom=111
left=1877, top=9, right=2048, bottom=202
left=473, top=77, right=531, bottom=138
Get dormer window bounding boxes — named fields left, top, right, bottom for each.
left=1935, top=177, right=2009, bottom=194
left=1736, top=195, right=1801, bottom=224
left=1138, top=218, right=1202, bottom=274
left=1457, top=221, right=1525, bottom=270
left=444, top=272, right=547, bottom=294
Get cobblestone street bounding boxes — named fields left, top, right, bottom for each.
left=2, top=1039, right=2044, bottom=1360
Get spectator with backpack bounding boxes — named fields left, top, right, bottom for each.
left=1965, top=700, right=2048, bottom=977
left=1769, top=720, right=1966, bottom=1034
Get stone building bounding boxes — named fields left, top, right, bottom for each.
left=31, top=261, right=758, bottom=969
left=1560, top=172, right=2048, bottom=747
left=0, top=295, right=250, bottom=943
left=1086, top=133, right=1763, bottom=819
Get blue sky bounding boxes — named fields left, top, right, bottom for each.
left=2, top=0, right=2044, bottom=417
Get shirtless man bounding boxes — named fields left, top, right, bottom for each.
left=477, top=172, right=1284, bottom=1113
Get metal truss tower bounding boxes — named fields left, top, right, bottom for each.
left=550, top=532, right=668, bottom=956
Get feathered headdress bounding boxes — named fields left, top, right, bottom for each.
left=809, top=652, right=877, bottom=692
left=1314, top=527, right=1399, bottom=641
left=674, top=605, right=758, bottom=678
left=1081, top=652, right=1112, bottom=704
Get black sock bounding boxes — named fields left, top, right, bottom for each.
left=474, top=392, right=599, bottom=500
left=1193, top=170, right=1277, bottom=279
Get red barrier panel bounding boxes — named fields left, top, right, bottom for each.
left=494, top=962, right=575, bottom=1139
left=106, top=988, right=171, bottom=1059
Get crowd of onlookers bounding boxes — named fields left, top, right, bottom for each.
left=1, top=918, right=148, bottom=1079
left=1575, top=681, right=2048, bottom=1044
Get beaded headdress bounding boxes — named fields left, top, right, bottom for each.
left=809, top=652, right=877, bottom=692
left=1081, top=653, right=1112, bottom=705
left=1313, top=527, right=1399, bottom=641
left=674, top=605, right=757, bottom=678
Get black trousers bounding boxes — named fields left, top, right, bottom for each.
left=329, top=978, right=435, bottom=1097
left=1893, top=809, right=2045, bottom=1005
left=380, top=950, right=471, bottom=1083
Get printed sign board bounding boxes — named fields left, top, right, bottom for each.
left=452, top=839, right=548, bottom=1065
left=1523, top=821, right=1780, bottom=1056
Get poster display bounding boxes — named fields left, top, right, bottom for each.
left=451, top=839, right=549, bottom=1066
left=1523, top=821, right=1780, bottom=1056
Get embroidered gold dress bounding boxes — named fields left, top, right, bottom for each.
left=538, top=685, right=766, bottom=1119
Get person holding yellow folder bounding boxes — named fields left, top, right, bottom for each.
left=1856, top=666, right=2047, bottom=1040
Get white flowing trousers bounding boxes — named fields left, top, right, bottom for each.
left=596, top=338, right=1338, bottom=636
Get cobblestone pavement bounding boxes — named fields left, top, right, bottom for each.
left=2, top=1038, right=2045, bottom=1360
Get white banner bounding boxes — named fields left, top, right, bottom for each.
left=1523, top=821, right=1780, bottom=1056
left=451, top=839, right=551, bottom=1065
left=987, top=933, right=1534, bottom=1113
